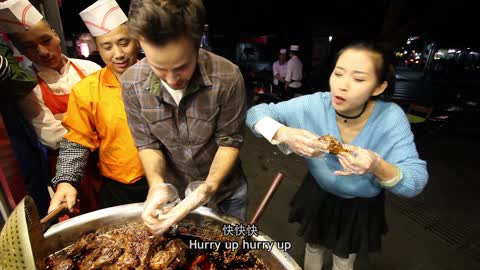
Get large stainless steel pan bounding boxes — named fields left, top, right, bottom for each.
left=43, top=203, right=301, bottom=270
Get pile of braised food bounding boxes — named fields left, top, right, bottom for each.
left=44, top=221, right=268, bottom=270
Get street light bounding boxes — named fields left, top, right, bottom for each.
left=327, top=36, right=333, bottom=66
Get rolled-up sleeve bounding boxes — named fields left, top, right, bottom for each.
left=20, top=87, right=67, bottom=149
left=381, top=107, right=428, bottom=198
left=121, top=82, right=162, bottom=151
left=215, top=69, right=247, bottom=148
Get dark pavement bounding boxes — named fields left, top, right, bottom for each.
left=242, top=131, right=480, bottom=270
left=242, top=70, right=480, bottom=269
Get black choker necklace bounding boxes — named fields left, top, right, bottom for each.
left=336, top=103, right=368, bottom=123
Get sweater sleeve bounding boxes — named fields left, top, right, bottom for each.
left=382, top=106, right=428, bottom=198
left=246, top=94, right=318, bottom=136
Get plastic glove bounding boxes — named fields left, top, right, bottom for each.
left=146, top=182, right=213, bottom=235
left=49, top=182, right=78, bottom=212
left=274, top=126, right=328, bottom=157
left=142, top=183, right=180, bottom=232
left=334, top=144, right=381, bottom=176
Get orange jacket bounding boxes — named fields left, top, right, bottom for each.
left=62, top=67, right=144, bottom=184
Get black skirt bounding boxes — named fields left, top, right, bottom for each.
left=288, top=173, right=388, bottom=258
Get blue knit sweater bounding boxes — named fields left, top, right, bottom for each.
left=246, top=92, right=428, bottom=198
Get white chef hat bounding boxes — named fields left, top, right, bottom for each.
left=79, top=0, right=127, bottom=37
left=0, top=0, right=43, bottom=34
left=279, top=48, right=287, bottom=54
left=290, top=45, right=299, bottom=51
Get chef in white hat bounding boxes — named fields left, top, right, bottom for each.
left=285, top=44, right=303, bottom=99
left=49, top=0, right=147, bottom=213
left=272, top=48, right=288, bottom=90
left=0, top=0, right=101, bottom=149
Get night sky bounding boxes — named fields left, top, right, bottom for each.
left=57, top=0, right=478, bottom=48
left=59, top=0, right=389, bottom=35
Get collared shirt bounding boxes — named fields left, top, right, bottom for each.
left=122, top=49, right=247, bottom=203
left=59, top=67, right=144, bottom=184
left=272, top=60, right=288, bottom=85
left=160, top=79, right=185, bottom=105
left=19, top=55, right=101, bottom=149
left=285, top=55, right=303, bottom=88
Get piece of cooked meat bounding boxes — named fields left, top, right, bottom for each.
left=64, top=233, right=95, bottom=258
left=91, top=247, right=122, bottom=268
left=126, top=226, right=159, bottom=267
left=107, top=224, right=161, bottom=269
left=86, top=234, right=116, bottom=251
left=166, top=239, right=188, bottom=269
left=150, top=250, right=174, bottom=270
left=319, top=134, right=346, bottom=155
left=112, top=252, right=140, bottom=269
left=49, top=257, right=74, bottom=270
left=167, top=254, right=187, bottom=270
left=150, top=239, right=188, bottom=270
left=77, top=248, right=101, bottom=270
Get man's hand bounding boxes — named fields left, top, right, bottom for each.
left=145, top=182, right=212, bottom=235
left=49, top=182, right=78, bottom=212
left=142, top=183, right=180, bottom=232
left=273, top=126, right=328, bottom=157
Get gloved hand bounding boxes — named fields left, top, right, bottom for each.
left=334, top=144, right=382, bottom=175
left=142, top=183, right=180, bottom=233
left=49, top=182, right=78, bottom=212
left=145, top=182, right=213, bottom=235
left=274, top=126, right=328, bottom=157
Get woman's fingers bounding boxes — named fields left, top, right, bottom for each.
left=338, top=154, right=363, bottom=174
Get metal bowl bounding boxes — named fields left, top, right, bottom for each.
left=43, top=203, right=301, bottom=270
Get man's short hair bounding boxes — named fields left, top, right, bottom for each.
left=128, top=0, right=206, bottom=46
left=6, top=19, right=51, bottom=46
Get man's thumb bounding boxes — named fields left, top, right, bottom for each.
left=48, top=198, right=60, bottom=213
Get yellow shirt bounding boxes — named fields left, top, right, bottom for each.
left=62, top=67, right=144, bottom=184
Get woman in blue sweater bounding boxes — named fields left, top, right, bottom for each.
left=246, top=42, right=428, bottom=270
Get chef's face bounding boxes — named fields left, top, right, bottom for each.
left=139, top=35, right=197, bottom=90
left=96, top=24, right=138, bottom=76
left=13, top=20, right=64, bottom=71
